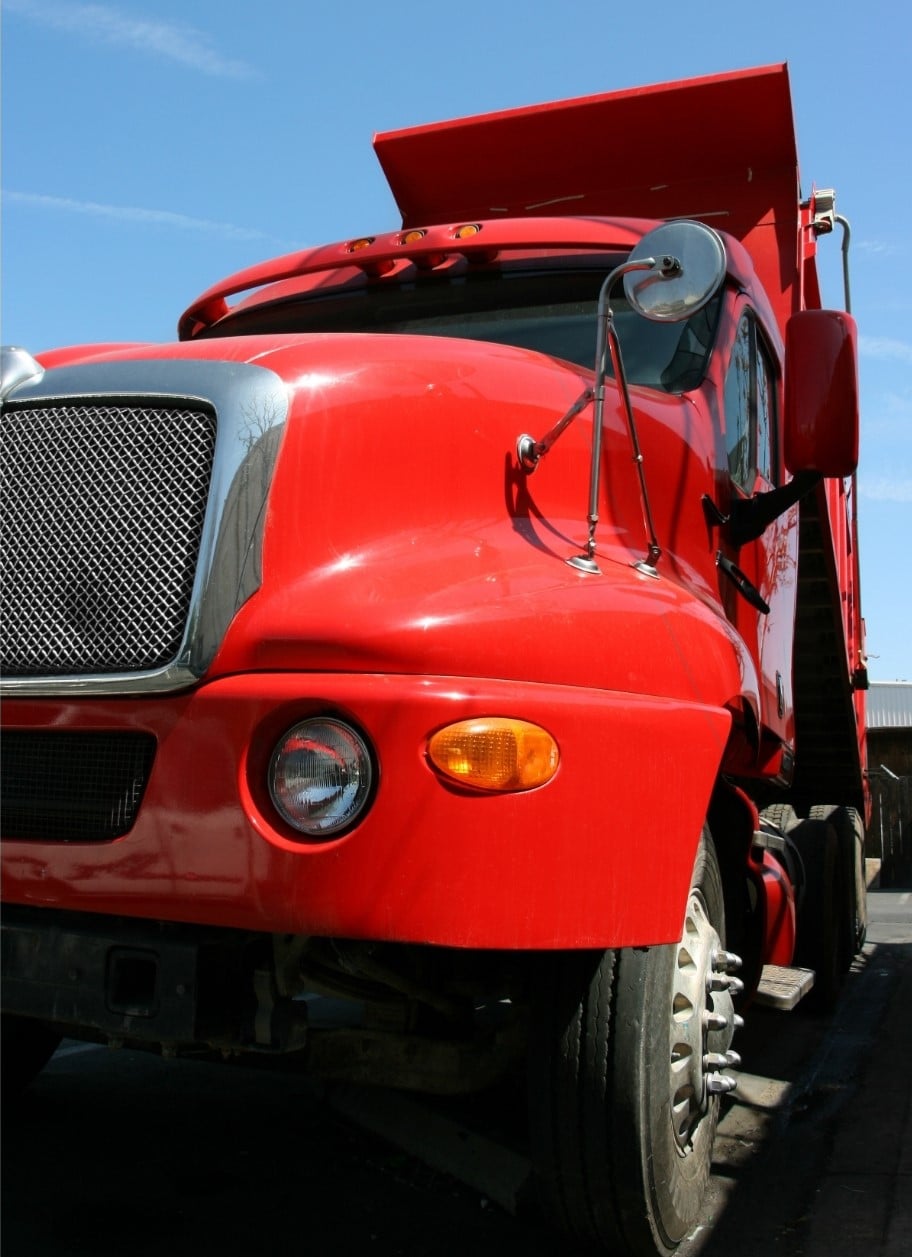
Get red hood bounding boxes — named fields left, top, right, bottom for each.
left=27, top=330, right=757, bottom=717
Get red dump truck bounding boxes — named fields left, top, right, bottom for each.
left=1, top=64, right=868, bottom=1255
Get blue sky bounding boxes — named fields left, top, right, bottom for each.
left=2, top=0, right=910, bottom=681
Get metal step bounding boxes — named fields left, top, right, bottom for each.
left=754, top=965, right=816, bottom=1010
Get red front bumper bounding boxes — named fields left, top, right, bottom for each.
left=2, top=672, right=731, bottom=949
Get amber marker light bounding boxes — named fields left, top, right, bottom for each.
left=347, top=237, right=375, bottom=252
left=454, top=223, right=482, bottom=238
left=400, top=229, right=426, bottom=244
left=427, top=718, right=559, bottom=792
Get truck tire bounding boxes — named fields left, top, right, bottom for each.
left=761, top=803, right=798, bottom=838
left=790, top=818, right=843, bottom=1011
left=528, top=833, right=738, bottom=1256
left=763, top=804, right=798, bottom=834
left=808, top=804, right=867, bottom=959
left=1, top=1015, right=61, bottom=1095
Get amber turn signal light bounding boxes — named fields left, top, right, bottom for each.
left=427, top=718, right=559, bottom=792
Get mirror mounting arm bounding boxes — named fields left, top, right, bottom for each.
left=724, top=471, right=821, bottom=547
left=519, top=221, right=725, bottom=578
left=604, top=305, right=662, bottom=576
left=517, top=386, right=594, bottom=471
left=568, top=257, right=664, bottom=576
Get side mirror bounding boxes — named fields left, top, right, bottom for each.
left=784, top=310, right=859, bottom=477
left=624, top=220, right=726, bottom=322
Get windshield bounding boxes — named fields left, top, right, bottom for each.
left=206, top=266, right=720, bottom=394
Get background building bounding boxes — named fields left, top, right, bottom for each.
left=866, top=681, right=912, bottom=886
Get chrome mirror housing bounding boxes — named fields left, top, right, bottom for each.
left=624, top=221, right=726, bottom=322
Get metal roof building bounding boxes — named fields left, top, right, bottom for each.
left=866, top=683, right=911, bottom=886
left=867, top=682, right=912, bottom=730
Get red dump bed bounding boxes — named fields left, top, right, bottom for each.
left=374, top=63, right=803, bottom=331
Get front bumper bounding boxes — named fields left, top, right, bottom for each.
left=1, top=672, right=731, bottom=949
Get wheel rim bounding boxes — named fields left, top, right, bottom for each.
left=669, top=888, right=741, bottom=1152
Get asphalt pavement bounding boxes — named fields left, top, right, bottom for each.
left=801, top=889, right=912, bottom=1257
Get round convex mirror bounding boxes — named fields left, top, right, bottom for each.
left=624, top=221, right=726, bottom=322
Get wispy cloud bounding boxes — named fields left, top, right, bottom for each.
left=859, top=335, right=912, bottom=365
left=5, top=0, right=257, bottom=80
left=882, top=389, right=912, bottom=420
left=855, top=240, right=902, bottom=257
left=858, top=474, right=912, bottom=503
left=4, top=190, right=272, bottom=242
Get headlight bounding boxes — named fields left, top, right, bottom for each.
left=269, top=718, right=373, bottom=837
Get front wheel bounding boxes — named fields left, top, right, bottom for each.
left=528, top=832, right=740, bottom=1256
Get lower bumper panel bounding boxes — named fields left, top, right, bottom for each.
left=0, top=906, right=254, bottom=1046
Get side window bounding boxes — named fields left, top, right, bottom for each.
left=756, top=338, right=776, bottom=484
left=724, top=317, right=752, bottom=488
left=723, top=311, right=778, bottom=491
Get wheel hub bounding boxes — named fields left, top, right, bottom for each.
left=668, top=888, right=743, bottom=1151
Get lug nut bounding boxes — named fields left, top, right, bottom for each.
left=708, top=973, right=745, bottom=995
left=707, top=1074, right=738, bottom=1095
left=703, top=1049, right=742, bottom=1070
left=712, top=949, right=743, bottom=973
left=703, top=1011, right=729, bottom=1032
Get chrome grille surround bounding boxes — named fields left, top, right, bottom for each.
left=0, top=358, right=288, bottom=695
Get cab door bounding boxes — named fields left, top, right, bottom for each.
left=719, top=305, right=799, bottom=761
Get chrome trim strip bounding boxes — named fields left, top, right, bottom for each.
left=1, top=357, right=289, bottom=696
left=1, top=346, right=45, bottom=400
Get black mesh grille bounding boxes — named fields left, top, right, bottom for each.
left=1, top=731, right=157, bottom=842
left=0, top=401, right=217, bottom=676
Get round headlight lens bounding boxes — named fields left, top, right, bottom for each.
left=269, top=718, right=373, bottom=837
